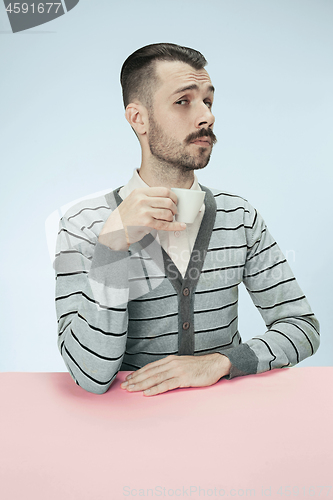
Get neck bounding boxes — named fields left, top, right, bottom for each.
left=138, top=154, right=195, bottom=189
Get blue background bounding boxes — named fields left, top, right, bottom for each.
left=0, top=0, right=332, bottom=371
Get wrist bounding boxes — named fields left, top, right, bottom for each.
left=99, top=210, right=129, bottom=251
left=212, top=353, right=231, bottom=378
left=98, top=229, right=129, bottom=251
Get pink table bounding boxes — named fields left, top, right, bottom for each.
left=0, top=368, right=332, bottom=500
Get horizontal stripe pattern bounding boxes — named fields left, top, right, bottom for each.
left=55, top=187, right=320, bottom=394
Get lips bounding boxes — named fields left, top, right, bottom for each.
left=191, top=136, right=211, bottom=146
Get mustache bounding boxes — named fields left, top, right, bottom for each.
left=185, top=128, right=217, bottom=145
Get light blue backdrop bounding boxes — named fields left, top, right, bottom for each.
left=1, top=0, right=332, bottom=371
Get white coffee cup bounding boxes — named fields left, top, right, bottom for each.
left=171, top=188, right=206, bottom=223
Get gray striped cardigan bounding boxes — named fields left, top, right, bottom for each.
left=55, top=184, right=320, bottom=394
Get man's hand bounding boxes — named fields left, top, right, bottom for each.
left=120, top=354, right=231, bottom=396
left=98, top=187, right=186, bottom=250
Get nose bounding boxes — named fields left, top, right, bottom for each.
left=195, top=102, right=215, bottom=130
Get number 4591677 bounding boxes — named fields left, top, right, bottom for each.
left=5, top=3, right=62, bottom=14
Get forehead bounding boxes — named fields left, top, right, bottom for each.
left=154, top=60, right=213, bottom=96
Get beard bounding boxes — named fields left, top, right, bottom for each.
left=147, top=111, right=217, bottom=172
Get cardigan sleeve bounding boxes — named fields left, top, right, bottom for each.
left=218, top=202, right=320, bottom=379
left=55, top=211, right=131, bottom=394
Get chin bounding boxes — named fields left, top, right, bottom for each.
left=184, top=160, right=211, bottom=171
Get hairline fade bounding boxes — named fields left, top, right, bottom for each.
left=120, top=43, right=208, bottom=111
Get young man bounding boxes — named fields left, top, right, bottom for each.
left=55, top=43, right=319, bottom=396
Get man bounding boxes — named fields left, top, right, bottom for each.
left=55, top=43, right=319, bottom=396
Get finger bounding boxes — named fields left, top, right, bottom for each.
left=151, top=208, right=175, bottom=223
left=124, top=367, right=168, bottom=389
left=125, top=370, right=171, bottom=392
left=127, top=365, right=172, bottom=387
left=125, top=355, right=176, bottom=381
left=126, top=360, right=180, bottom=390
left=143, top=187, right=178, bottom=206
left=150, top=219, right=186, bottom=232
left=148, top=196, right=178, bottom=216
left=143, top=378, right=181, bottom=397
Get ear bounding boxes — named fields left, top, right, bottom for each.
left=125, top=102, right=148, bottom=137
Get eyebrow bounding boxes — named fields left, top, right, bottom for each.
left=171, top=83, right=215, bottom=96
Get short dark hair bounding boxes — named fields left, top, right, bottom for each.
left=120, top=43, right=207, bottom=110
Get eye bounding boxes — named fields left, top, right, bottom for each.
left=176, top=99, right=189, bottom=105
left=204, top=100, right=213, bottom=109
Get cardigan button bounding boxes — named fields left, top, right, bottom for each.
left=182, top=321, right=190, bottom=330
left=183, top=287, right=190, bottom=296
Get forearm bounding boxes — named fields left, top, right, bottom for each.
left=56, top=220, right=131, bottom=394
left=59, top=318, right=127, bottom=395
left=246, top=313, right=320, bottom=373
left=243, top=235, right=320, bottom=373
left=214, top=202, right=320, bottom=380
left=238, top=203, right=319, bottom=377
left=57, top=282, right=129, bottom=394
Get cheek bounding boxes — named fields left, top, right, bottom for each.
left=155, top=107, right=190, bottom=142
left=162, top=105, right=189, bottom=126
left=167, top=113, right=190, bottom=135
